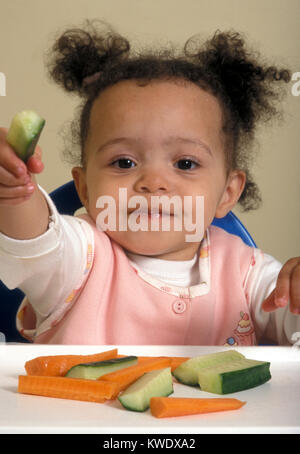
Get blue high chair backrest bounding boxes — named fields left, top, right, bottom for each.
left=0, top=180, right=256, bottom=342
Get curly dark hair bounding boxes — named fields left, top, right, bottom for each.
left=46, top=20, right=291, bottom=211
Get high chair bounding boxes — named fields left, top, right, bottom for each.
left=0, top=180, right=257, bottom=342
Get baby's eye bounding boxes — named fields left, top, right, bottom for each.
left=175, top=159, right=199, bottom=170
left=111, top=158, right=136, bottom=169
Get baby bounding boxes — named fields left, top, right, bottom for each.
left=0, top=21, right=299, bottom=345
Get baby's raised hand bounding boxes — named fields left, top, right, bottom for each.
left=0, top=127, right=44, bottom=205
left=262, top=258, right=300, bottom=315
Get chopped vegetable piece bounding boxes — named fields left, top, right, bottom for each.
left=198, top=358, right=271, bottom=394
left=7, top=110, right=45, bottom=162
left=65, top=356, right=138, bottom=380
left=173, top=350, right=245, bottom=385
left=100, top=357, right=172, bottom=391
left=18, top=375, right=120, bottom=402
left=169, top=356, right=190, bottom=371
left=150, top=396, right=246, bottom=418
left=136, top=356, right=190, bottom=371
left=118, top=368, right=173, bottom=412
left=25, top=348, right=118, bottom=377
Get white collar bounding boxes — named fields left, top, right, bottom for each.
left=125, top=230, right=211, bottom=298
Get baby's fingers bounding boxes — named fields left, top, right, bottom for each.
left=0, top=127, right=44, bottom=176
left=262, top=289, right=277, bottom=312
left=262, top=259, right=300, bottom=315
left=26, top=145, right=44, bottom=174
left=275, top=258, right=300, bottom=315
left=0, top=127, right=28, bottom=178
left=0, top=181, right=35, bottom=205
left=262, top=259, right=295, bottom=313
left=0, top=164, right=29, bottom=187
left=289, top=260, right=300, bottom=314
left=0, top=127, right=42, bottom=205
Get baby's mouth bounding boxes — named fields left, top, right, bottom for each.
left=127, top=207, right=175, bottom=218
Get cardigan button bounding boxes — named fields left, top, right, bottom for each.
left=172, top=299, right=187, bottom=314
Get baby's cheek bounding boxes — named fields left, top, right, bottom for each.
left=200, top=195, right=217, bottom=227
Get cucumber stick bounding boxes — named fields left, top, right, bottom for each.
left=118, top=367, right=173, bottom=412
left=198, top=358, right=271, bottom=394
left=173, top=350, right=245, bottom=385
left=65, top=356, right=138, bottom=380
left=7, top=110, right=45, bottom=162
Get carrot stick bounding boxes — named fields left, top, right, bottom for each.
left=168, top=357, right=190, bottom=371
left=150, top=397, right=246, bottom=418
left=136, top=356, right=190, bottom=371
left=118, top=355, right=190, bottom=371
left=100, top=357, right=172, bottom=391
left=18, top=375, right=121, bottom=402
left=24, top=348, right=118, bottom=377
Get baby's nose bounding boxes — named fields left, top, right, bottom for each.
left=135, top=168, right=170, bottom=193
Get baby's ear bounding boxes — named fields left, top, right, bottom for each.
left=215, top=170, right=246, bottom=218
left=72, top=166, right=89, bottom=209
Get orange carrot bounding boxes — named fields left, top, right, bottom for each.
left=150, top=397, right=246, bottom=418
left=118, top=355, right=190, bottom=371
left=100, top=357, right=172, bottom=391
left=18, top=375, right=121, bottom=402
left=25, top=348, right=118, bottom=377
left=135, top=356, right=190, bottom=371
left=168, top=357, right=190, bottom=371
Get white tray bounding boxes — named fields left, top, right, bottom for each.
left=0, top=344, right=299, bottom=434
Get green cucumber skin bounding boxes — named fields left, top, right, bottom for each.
left=65, top=356, right=138, bottom=379
left=118, top=367, right=174, bottom=412
left=119, top=389, right=173, bottom=412
left=198, top=361, right=271, bottom=394
left=76, top=356, right=137, bottom=367
left=220, top=363, right=271, bottom=394
left=23, top=126, right=44, bottom=162
left=7, top=111, right=45, bottom=162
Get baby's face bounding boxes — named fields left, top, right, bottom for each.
left=73, top=79, right=245, bottom=260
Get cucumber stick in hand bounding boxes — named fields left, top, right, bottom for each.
left=7, top=110, right=45, bottom=162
